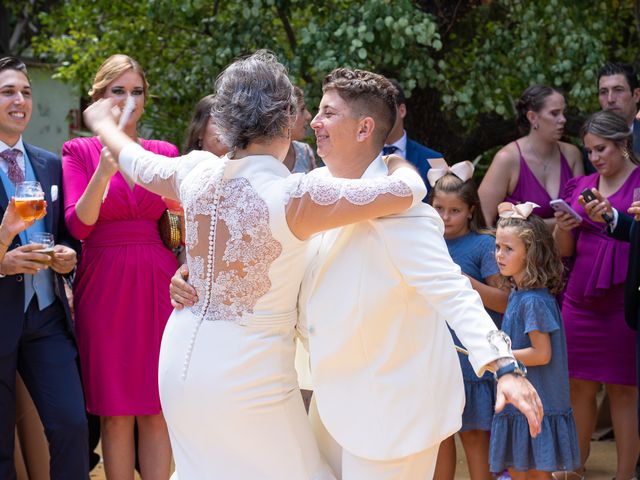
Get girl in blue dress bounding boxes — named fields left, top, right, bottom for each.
left=428, top=159, right=509, bottom=480
left=491, top=202, right=580, bottom=479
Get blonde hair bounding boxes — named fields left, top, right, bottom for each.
left=88, top=54, right=149, bottom=101
left=496, top=215, right=564, bottom=294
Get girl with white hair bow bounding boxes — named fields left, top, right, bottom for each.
left=427, top=158, right=509, bottom=480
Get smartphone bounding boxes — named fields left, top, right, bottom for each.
left=580, top=188, right=613, bottom=223
left=550, top=199, right=582, bottom=222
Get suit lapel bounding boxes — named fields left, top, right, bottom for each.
left=25, top=144, right=54, bottom=233
left=0, top=175, right=7, bottom=215
left=306, top=224, right=354, bottom=296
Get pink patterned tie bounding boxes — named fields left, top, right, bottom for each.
left=0, top=148, right=24, bottom=184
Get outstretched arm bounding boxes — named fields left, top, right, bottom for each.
left=285, top=157, right=426, bottom=240
left=84, top=98, right=207, bottom=201
left=378, top=208, right=543, bottom=436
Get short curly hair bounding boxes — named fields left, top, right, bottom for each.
left=211, top=50, right=296, bottom=150
left=322, top=68, right=397, bottom=148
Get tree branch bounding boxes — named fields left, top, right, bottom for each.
left=275, top=4, right=297, bottom=52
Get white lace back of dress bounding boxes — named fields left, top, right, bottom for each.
left=181, top=164, right=282, bottom=324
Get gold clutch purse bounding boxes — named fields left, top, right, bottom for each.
left=159, top=210, right=182, bottom=250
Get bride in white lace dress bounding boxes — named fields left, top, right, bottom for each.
left=83, top=50, right=426, bottom=479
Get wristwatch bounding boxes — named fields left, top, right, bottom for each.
left=495, top=359, right=527, bottom=380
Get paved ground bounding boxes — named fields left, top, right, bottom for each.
left=90, top=438, right=617, bottom=479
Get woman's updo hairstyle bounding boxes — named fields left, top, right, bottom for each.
left=580, top=110, right=639, bottom=165
left=515, top=85, right=562, bottom=134
left=211, top=50, right=297, bottom=150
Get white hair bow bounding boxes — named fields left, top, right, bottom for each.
left=497, top=201, right=540, bottom=220
left=426, top=158, right=475, bottom=187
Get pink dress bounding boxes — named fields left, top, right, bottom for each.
left=505, top=141, right=573, bottom=219
left=62, top=136, right=179, bottom=415
left=561, top=169, right=640, bottom=385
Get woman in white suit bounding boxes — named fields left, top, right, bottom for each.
left=82, top=50, right=426, bottom=479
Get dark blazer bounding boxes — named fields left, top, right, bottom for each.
left=405, top=138, right=443, bottom=187
left=0, top=143, right=79, bottom=352
left=609, top=211, right=640, bottom=330
left=633, top=118, right=640, bottom=158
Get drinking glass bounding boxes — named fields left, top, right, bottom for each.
left=29, top=232, right=55, bottom=264
left=15, top=181, right=45, bottom=221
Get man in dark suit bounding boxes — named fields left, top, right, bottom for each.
left=608, top=211, right=640, bottom=332
left=0, top=57, right=88, bottom=479
left=589, top=62, right=640, bottom=175
left=583, top=191, right=640, bottom=431
left=382, top=79, right=442, bottom=195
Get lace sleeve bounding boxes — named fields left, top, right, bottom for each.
left=119, top=143, right=212, bottom=200
left=285, top=166, right=427, bottom=239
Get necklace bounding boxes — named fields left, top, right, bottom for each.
left=526, top=141, right=555, bottom=173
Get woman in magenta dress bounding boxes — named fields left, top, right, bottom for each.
left=479, top=85, right=583, bottom=227
left=62, top=55, right=177, bottom=479
left=554, top=110, right=640, bottom=479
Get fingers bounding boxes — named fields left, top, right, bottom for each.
left=494, top=390, right=506, bottom=413
left=170, top=290, right=195, bottom=308
left=528, top=390, right=544, bottom=437
left=51, top=257, right=74, bottom=269
left=21, top=261, right=47, bottom=275
left=19, top=243, right=50, bottom=252
left=179, top=263, right=190, bottom=281
left=554, top=212, right=580, bottom=230
left=170, top=298, right=184, bottom=310
left=169, top=274, right=197, bottom=305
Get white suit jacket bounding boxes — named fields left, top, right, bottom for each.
left=299, top=157, right=507, bottom=461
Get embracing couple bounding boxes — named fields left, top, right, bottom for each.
left=83, top=50, right=542, bottom=480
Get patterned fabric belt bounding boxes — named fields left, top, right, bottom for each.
left=234, top=309, right=298, bottom=327
left=83, top=219, right=163, bottom=247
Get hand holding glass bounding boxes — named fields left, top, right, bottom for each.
left=29, top=232, right=55, bottom=264
left=15, top=181, right=45, bottom=222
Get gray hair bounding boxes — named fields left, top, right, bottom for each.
left=211, top=50, right=296, bottom=150
left=581, top=110, right=639, bottom=165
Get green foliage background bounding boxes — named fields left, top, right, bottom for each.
left=29, top=0, right=640, bottom=159
left=33, top=0, right=442, bottom=148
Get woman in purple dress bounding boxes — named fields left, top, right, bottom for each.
left=554, top=110, right=640, bottom=479
left=62, top=55, right=178, bottom=479
left=479, top=85, right=583, bottom=227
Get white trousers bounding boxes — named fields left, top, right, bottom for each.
left=309, top=397, right=440, bottom=480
